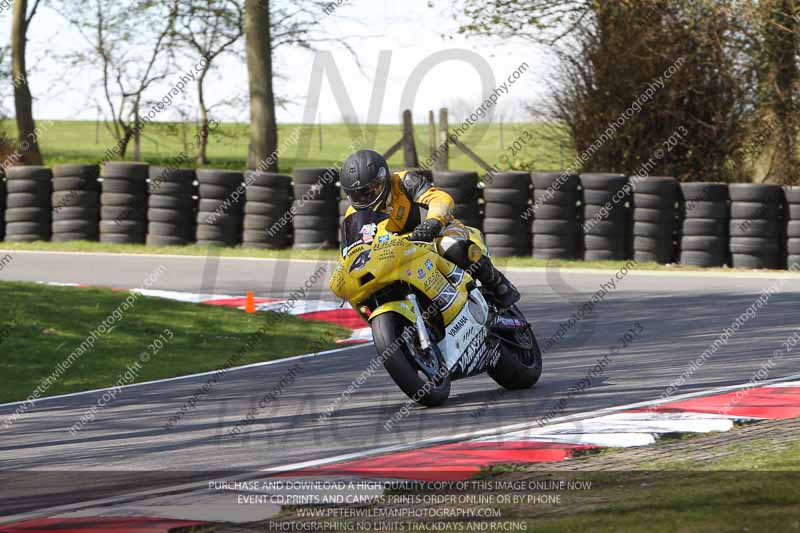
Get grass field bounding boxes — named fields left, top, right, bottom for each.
left=0, top=281, right=349, bottom=403
left=513, top=442, right=800, bottom=531
left=2, top=240, right=795, bottom=274
left=1, top=119, right=567, bottom=174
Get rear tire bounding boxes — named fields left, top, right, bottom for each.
left=372, top=312, right=450, bottom=407
left=488, top=305, right=542, bottom=390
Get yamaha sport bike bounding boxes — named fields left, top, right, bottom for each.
left=330, top=211, right=542, bottom=406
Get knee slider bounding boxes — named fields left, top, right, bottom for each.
left=442, top=240, right=482, bottom=268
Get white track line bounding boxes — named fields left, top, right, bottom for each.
left=2, top=374, right=799, bottom=524
left=258, top=374, right=800, bottom=474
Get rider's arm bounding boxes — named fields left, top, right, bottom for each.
left=401, top=171, right=454, bottom=224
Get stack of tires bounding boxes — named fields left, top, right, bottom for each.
left=52, top=164, right=100, bottom=242
left=580, top=173, right=629, bottom=260
left=530, top=172, right=580, bottom=259
left=0, top=168, right=5, bottom=240
left=338, top=195, right=349, bottom=228
left=432, top=170, right=481, bottom=229
left=631, top=177, right=678, bottom=263
left=99, top=162, right=148, bottom=244
left=679, top=183, right=729, bottom=267
left=482, top=171, right=532, bottom=257
left=785, top=186, right=800, bottom=269
left=243, top=171, right=292, bottom=249
left=146, top=167, right=196, bottom=246
left=196, top=169, right=244, bottom=247
left=292, top=167, right=339, bottom=249
left=729, top=184, right=783, bottom=269
left=5, top=166, right=52, bottom=242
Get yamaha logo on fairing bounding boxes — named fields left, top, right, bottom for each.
left=448, top=315, right=469, bottom=337
left=458, top=327, right=488, bottom=374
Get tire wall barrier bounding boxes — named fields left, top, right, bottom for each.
left=580, top=173, right=629, bottom=261
left=632, top=177, right=678, bottom=264
left=100, top=162, right=148, bottom=244
left=293, top=167, right=339, bottom=250
left=0, top=164, right=798, bottom=272
left=196, top=169, right=244, bottom=247
left=530, top=172, right=579, bottom=259
left=52, top=164, right=100, bottom=242
left=5, top=166, right=53, bottom=242
left=786, top=186, right=800, bottom=269
left=146, top=166, right=196, bottom=246
left=679, top=182, right=730, bottom=267
left=0, top=168, right=5, bottom=241
left=482, top=171, right=532, bottom=257
left=432, top=170, right=481, bottom=230
left=243, top=171, right=292, bottom=249
left=729, top=184, right=783, bottom=269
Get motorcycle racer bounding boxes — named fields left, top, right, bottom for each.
left=340, top=149, right=520, bottom=308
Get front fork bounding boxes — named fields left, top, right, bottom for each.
left=406, top=293, right=432, bottom=350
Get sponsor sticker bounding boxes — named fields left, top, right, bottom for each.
left=459, top=327, right=488, bottom=374
left=445, top=265, right=465, bottom=286
left=417, top=268, right=426, bottom=280
left=432, top=284, right=458, bottom=311
left=448, top=315, right=469, bottom=337
left=425, top=258, right=434, bottom=271
left=378, top=234, right=390, bottom=244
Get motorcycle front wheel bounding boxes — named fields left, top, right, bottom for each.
left=372, top=312, right=451, bottom=407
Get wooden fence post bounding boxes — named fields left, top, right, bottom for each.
left=402, top=109, right=419, bottom=168
left=428, top=110, right=436, bottom=163
left=437, top=108, right=449, bottom=170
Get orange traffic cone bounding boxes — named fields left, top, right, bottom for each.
left=245, top=291, right=256, bottom=314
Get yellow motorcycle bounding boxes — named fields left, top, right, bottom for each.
left=330, top=211, right=542, bottom=406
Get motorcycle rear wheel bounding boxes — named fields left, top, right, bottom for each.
left=372, top=312, right=451, bottom=407
left=488, top=305, right=543, bottom=390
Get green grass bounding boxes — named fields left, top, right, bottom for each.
left=0, top=281, right=349, bottom=403
left=1, top=119, right=566, bottom=174
left=502, top=437, right=800, bottom=532
left=2, top=240, right=796, bottom=274
left=523, top=471, right=800, bottom=532
left=0, top=240, right=343, bottom=262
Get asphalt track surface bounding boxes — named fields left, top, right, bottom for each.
left=0, top=250, right=799, bottom=519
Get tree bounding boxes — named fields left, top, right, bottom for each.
left=244, top=0, right=278, bottom=171
left=0, top=45, right=16, bottom=164
left=455, top=1, right=754, bottom=181
left=58, top=0, right=177, bottom=160
left=172, top=0, right=244, bottom=165
left=456, top=0, right=592, bottom=43
left=244, top=0, right=354, bottom=172
left=10, top=0, right=43, bottom=165
left=745, top=0, right=799, bottom=184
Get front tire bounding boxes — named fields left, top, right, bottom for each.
left=372, top=312, right=450, bottom=407
left=488, top=305, right=542, bottom=390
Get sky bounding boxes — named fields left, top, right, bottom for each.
left=0, top=0, right=554, bottom=125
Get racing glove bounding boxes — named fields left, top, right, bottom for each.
left=410, top=218, right=443, bottom=242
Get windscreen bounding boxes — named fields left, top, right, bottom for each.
left=340, top=210, right=390, bottom=255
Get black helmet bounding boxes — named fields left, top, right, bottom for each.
left=341, top=149, right=391, bottom=210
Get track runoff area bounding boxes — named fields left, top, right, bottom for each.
left=0, top=252, right=799, bottom=530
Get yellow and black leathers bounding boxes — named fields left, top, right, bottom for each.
left=342, top=170, right=520, bottom=307
left=343, top=170, right=454, bottom=233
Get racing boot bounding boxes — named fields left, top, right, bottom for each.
left=472, top=255, right=520, bottom=308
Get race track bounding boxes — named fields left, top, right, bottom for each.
left=1, top=250, right=798, bottom=521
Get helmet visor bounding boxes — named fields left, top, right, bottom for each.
left=346, top=180, right=385, bottom=209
